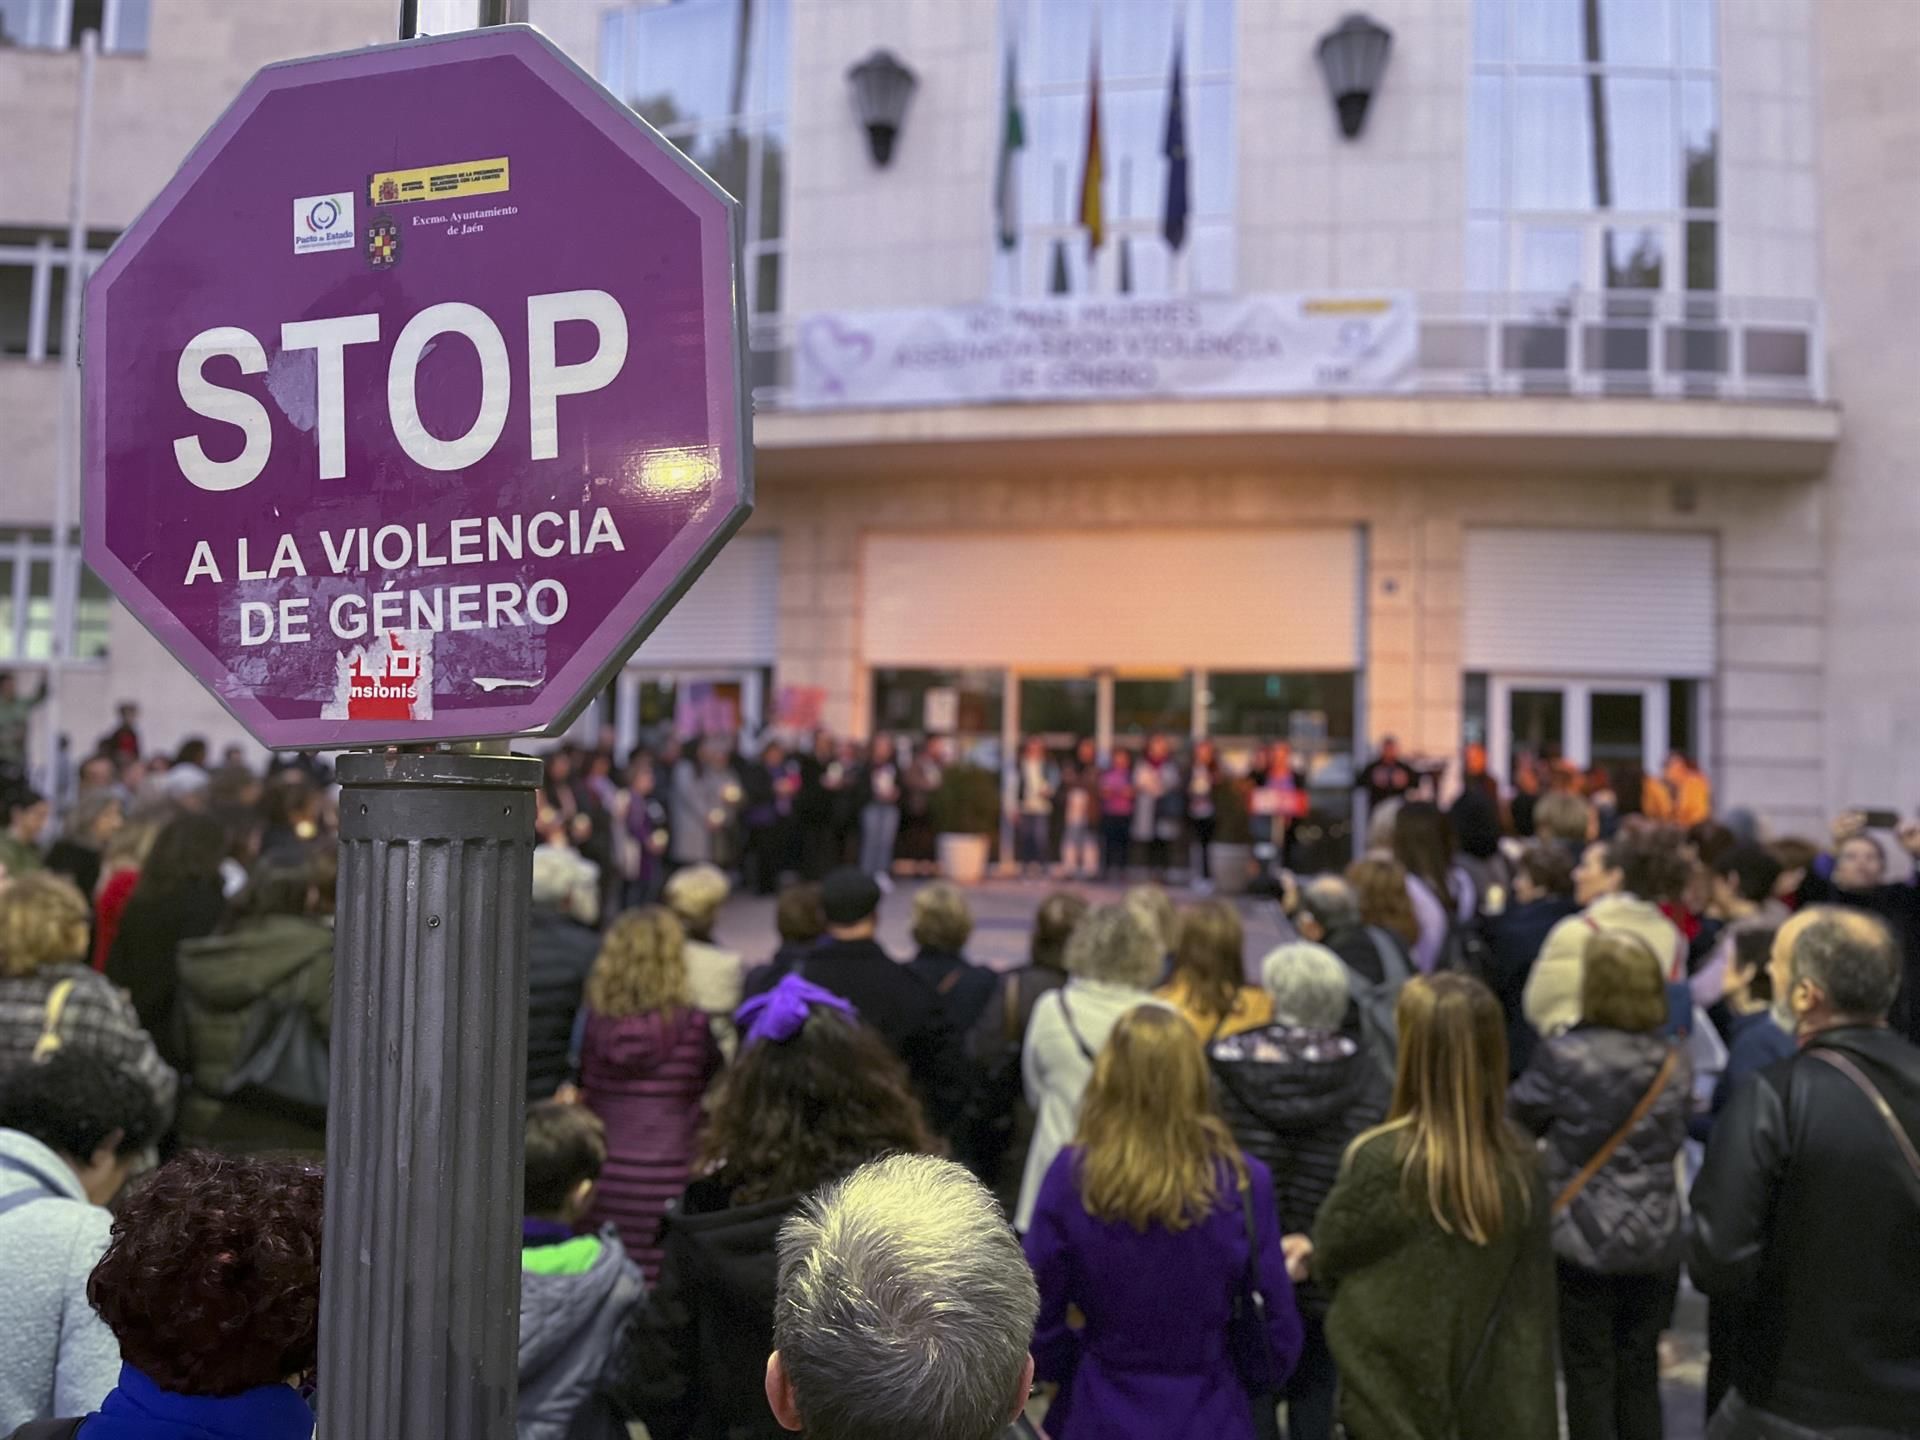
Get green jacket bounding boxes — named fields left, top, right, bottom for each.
left=1313, top=1130, right=1559, bottom=1440
left=176, top=914, right=333, bottom=1156
left=0, top=833, right=42, bottom=878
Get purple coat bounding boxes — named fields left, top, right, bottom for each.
left=1023, top=1147, right=1304, bottom=1440
left=580, top=1005, right=721, bottom=1285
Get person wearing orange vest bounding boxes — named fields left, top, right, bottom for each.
left=1664, top=752, right=1713, bottom=829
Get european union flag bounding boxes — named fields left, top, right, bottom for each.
left=1162, top=37, right=1189, bottom=253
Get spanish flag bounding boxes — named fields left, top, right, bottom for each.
left=1078, top=39, right=1105, bottom=256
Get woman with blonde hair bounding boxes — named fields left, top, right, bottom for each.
left=1025, top=1004, right=1302, bottom=1440
left=0, top=872, right=177, bottom=1127
left=662, top=862, right=746, bottom=1056
left=1305, top=973, right=1556, bottom=1438
left=577, top=906, right=722, bottom=1283
left=1157, top=900, right=1273, bottom=1039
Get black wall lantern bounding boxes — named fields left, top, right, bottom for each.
left=1316, top=13, right=1393, bottom=139
left=848, top=48, right=918, bottom=167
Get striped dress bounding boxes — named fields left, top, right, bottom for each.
left=580, top=1005, right=722, bottom=1284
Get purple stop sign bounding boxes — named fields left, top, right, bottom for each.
left=83, top=27, right=751, bottom=750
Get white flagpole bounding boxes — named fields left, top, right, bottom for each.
left=48, top=27, right=97, bottom=812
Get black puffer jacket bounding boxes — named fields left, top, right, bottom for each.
left=1510, top=1026, right=1690, bottom=1274
left=1209, top=1023, right=1389, bottom=1316
left=526, top=908, right=600, bottom=1102
left=1689, top=1025, right=1920, bottom=1433
left=609, top=1174, right=797, bottom=1440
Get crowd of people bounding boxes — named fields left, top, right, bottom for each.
left=0, top=692, right=1916, bottom=1440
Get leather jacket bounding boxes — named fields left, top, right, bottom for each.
left=1689, top=1025, right=1920, bottom=1434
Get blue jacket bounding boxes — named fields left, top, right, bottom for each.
left=77, top=1367, right=315, bottom=1440
left=1711, top=1009, right=1797, bottom=1116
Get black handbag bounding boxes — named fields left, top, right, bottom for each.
left=218, top=998, right=330, bottom=1130
left=1227, top=1168, right=1284, bottom=1427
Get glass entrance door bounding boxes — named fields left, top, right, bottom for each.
left=1488, top=676, right=1668, bottom=786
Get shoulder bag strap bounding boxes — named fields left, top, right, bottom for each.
left=1806, top=1049, right=1920, bottom=1187
left=937, top=967, right=964, bottom=998
left=32, top=979, right=77, bottom=1062
left=1457, top=1226, right=1527, bottom=1412
left=1236, top=1167, right=1263, bottom=1298
left=1056, top=991, right=1097, bottom=1064
left=1553, top=1049, right=1680, bottom=1215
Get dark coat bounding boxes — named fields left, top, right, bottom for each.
left=743, top=936, right=969, bottom=1140
left=1710, top=1009, right=1796, bottom=1117
left=43, top=840, right=101, bottom=905
left=1208, top=1023, right=1390, bottom=1317
left=1509, top=1026, right=1690, bottom=1274
left=104, top=876, right=227, bottom=1067
left=1689, top=1025, right=1920, bottom=1432
left=1483, top=895, right=1579, bottom=1076
left=610, top=1175, right=797, bottom=1440
left=526, top=909, right=600, bottom=1103
left=1314, top=1134, right=1558, bottom=1440
left=967, top=964, right=1070, bottom=1214
left=1322, top=921, right=1408, bottom=990
left=175, top=914, right=334, bottom=1155
left=905, top=947, right=998, bottom=1036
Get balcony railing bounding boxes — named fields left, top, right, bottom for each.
left=744, top=291, right=1824, bottom=411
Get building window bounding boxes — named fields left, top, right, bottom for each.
left=599, top=0, right=788, bottom=316
left=998, top=0, right=1235, bottom=298
left=0, top=530, right=106, bottom=663
left=0, top=0, right=151, bottom=52
left=0, top=234, right=110, bottom=360
left=1468, top=0, right=1717, bottom=303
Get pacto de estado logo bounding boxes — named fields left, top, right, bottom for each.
left=305, top=197, right=341, bottom=233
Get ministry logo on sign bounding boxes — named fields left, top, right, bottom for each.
left=292, top=191, right=355, bottom=254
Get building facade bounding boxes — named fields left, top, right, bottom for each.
left=0, top=0, right=1907, bottom=843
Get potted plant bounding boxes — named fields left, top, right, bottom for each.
left=1208, top=776, right=1256, bottom=896
left=930, top=764, right=999, bottom=885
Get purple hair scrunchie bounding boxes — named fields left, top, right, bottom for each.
left=736, top=973, right=857, bottom=1047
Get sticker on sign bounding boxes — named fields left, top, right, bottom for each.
left=293, top=192, right=356, bottom=255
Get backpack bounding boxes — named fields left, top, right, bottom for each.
left=217, top=996, right=329, bottom=1130
left=1349, top=926, right=1412, bottom=1092
left=1429, top=870, right=1495, bottom=980
left=956, top=971, right=1038, bottom=1178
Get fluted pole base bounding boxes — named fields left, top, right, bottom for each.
left=321, top=750, right=540, bottom=1440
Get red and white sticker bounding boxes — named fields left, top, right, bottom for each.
left=322, top=630, right=434, bottom=722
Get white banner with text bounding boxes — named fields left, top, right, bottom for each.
left=789, top=291, right=1417, bottom=410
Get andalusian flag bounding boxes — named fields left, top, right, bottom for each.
left=1078, top=38, right=1105, bottom=255
left=994, top=45, right=1025, bottom=252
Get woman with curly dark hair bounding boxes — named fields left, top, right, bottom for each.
left=56, top=1150, right=323, bottom=1440
left=607, top=974, right=936, bottom=1440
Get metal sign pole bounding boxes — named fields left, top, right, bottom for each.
left=320, top=748, right=538, bottom=1440
left=324, top=20, right=536, bottom=1439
